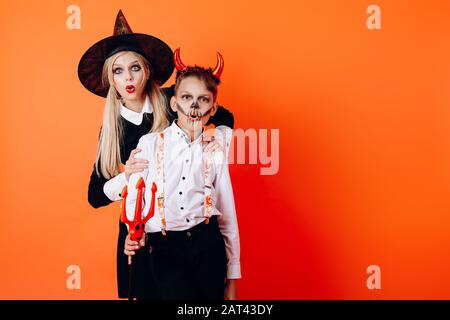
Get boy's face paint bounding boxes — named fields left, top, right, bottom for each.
left=172, top=76, right=217, bottom=137
left=175, top=101, right=214, bottom=120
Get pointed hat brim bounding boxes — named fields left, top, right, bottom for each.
left=78, top=12, right=174, bottom=97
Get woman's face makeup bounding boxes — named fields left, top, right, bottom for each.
left=173, top=76, right=216, bottom=133
left=112, top=52, right=146, bottom=102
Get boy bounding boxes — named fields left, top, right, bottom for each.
left=124, top=49, right=240, bottom=300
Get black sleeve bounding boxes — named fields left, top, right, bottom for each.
left=88, top=163, right=113, bottom=209
left=207, top=105, right=235, bottom=129
left=87, top=127, right=113, bottom=209
left=162, top=84, right=235, bottom=129
left=162, top=85, right=177, bottom=123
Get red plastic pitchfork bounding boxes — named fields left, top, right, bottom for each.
left=119, top=177, right=157, bottom=300
left=120, top=177, right=157, bottom=241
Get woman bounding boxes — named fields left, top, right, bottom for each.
left=78, top=10, right=234, bottom=298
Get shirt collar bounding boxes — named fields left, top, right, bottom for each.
left=169, top=120, right=204, bottom=144
left=120, top=95, right=153, bottom=125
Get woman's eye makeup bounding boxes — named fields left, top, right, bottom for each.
left=113, top=64, right=141, bottom=74
left=182, top=94, right=192, bottom=100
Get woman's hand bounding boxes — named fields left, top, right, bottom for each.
left=124, top=148, right=149, bottom=181
left=202, top=136, right=222, bottom=153
left=224, top=279, right=237, bottom=300
left=124, top=233, right=146, bottom=265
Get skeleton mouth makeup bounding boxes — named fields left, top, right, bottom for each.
left=176, top=102, right=214, bottom=123
left=188, top=108, right=202, bottom=122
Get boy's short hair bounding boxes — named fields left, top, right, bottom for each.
left=174, top=66, right=220, bottom=101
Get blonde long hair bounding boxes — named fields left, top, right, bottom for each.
left=95, top=51, right=169, bottom=179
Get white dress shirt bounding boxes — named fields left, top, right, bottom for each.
left=126, top=121, right=241, bottom=279
left=102, top=96, right=153, bottom=201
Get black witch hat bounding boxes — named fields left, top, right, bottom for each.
left=78, top=10, right=174, bottom=97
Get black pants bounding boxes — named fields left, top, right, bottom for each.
left=142, top=216, right=227, bottom=300
left=117, top=221, right=130, bottom=298
left=117, top=220, right=159, bottom=299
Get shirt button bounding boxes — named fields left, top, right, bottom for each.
left=179, top=191, right=183, bottom=195
left=186, top=231, right=191, bottom=237
left=182, top=177, right=186, bottom=180
left=186, top=218, right=190, bottom=222
left=180, top=207, right=184, bottom=210
left=186, top=159, right=189, bottom=163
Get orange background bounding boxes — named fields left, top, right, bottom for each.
left=1, top=0, right=450, bottom=299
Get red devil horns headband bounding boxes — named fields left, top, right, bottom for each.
left=174, top=48, right=224, bottom=79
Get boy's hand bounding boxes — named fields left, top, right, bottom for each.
left=124, top=148, right=149, bottom=181
left=124, top=233, right=146, bottom=265
left=224, top=279, right=237, bottom=300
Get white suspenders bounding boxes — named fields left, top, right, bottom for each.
left=155, top=132, right=167, bottom=235
left=154, top=130, right=214, bottom=236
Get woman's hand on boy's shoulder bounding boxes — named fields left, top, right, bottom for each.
left=124, top=148, right=149, bottom=182
left=202, top=135, right=223, bottom=154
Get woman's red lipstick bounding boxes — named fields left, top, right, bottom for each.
left=125, top=85, right=135, bottom=93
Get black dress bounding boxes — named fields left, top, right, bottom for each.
left=87, top=85, right=234, bottom=298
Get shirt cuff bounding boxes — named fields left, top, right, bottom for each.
left=103, top=172, right=127, bottom=201
left=227, top=262, right=241, bottom=279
